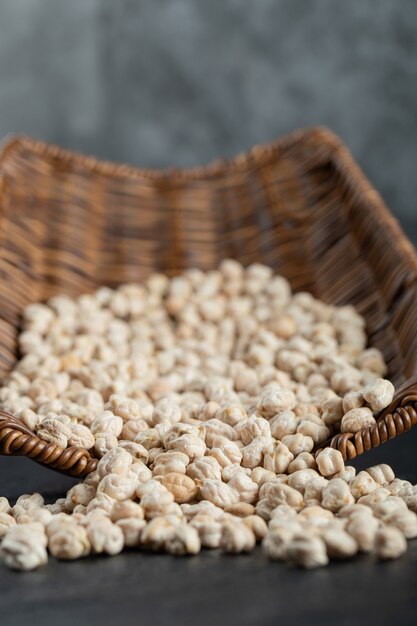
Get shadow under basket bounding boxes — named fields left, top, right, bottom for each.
left=1, top=126, right=417, bottom=478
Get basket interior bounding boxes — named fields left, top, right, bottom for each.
left=1, top=128, right=417, bottom=388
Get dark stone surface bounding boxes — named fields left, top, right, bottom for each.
left=0, top=0, right=417, bottom=237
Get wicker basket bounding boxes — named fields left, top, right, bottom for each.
left=0, top=126, right=416, bottom=478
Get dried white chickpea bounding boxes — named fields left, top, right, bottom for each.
left=200, top=401, right=221, bottom=421
left=269, top=411, right=300, bottom=439
left=227, top=472, right=259, bottom=504
left=106, top=395, right=141, bottom=421
left=338, top=503, right=373, bottom=518
left=257, top=386, right=296, bottom=418
left=71, top=505, right=87, bottom=517
left=263, top=441, right=294, bottom=474
left=303, top=476, right=329, bottom=502
left=366, top=464, right=395, bottom=486
left=207, top=435, right=243, bottom=466
left=251, top=467, right=276, bottom=487
left=186, top=457, right=222, bottom=481
left=116, top=518, right=146, bottom=547
left=358, top=487, right=391, bottom=507
left=350, top=471, right=378, bottom=500
left=121, top=419, right=149, bottom=441
left=316, top=448, right=345, bottom=477
left=0, top=496, right=11, bottom=514
left=220, top=518, right=256, bottom=553
left=242, top=514, right=268, bottom=540
left=65, top=484, right=96, bottom=512
left=333, top=465, right=356, bottom=483
left=157, top=472, right=198, bottom=504
left=87, top=518, right=124, bottom=555
left=321, top=528, right=358, bottom=559
left=259, top=481, right=304, bottom=510
left=44, top=498, right=66, bottom=515
left=297, top=506, right=334, bottom=526
left=14, top=492, right=44, bottom=513
left=129, top=461, right=153, bottom=483
left=224, top=502, right=255, bottom=517
left=152, top=451, right=188, bottom=475
left=14, top=513, right=33, bottom=525
left=356, top=348, right=387, bottom=376
left=152, top=398, right=182, bottom=425
left=90, top=411, right=123, bottom=437
left=19, top=408, right=42, bottom=431
left=147, top=446, right=165, bottom=466
left=287, top=452, right=317, bottom=473
left=0, top=513, right=16, bottom=538
left=286, top=531, right=329, bottom=569
left=221, top=464, right=250, bottom=483
left=67, top=423, right=95, bottom=449
left=241, top=436, right=270, bottom=469
left=93, top=432, right=119, bottom=458
left=372, top=499, right=417, bottom=537
left=401, top=487, right=417, bottom=513
left=200, top=479, right=239, bottom=508
left=340, top=407, right=375, bottom=434
left=386, top=510, right=417, bottom=539
left=48, top=522, right=90, bottom=560
left=97, top=474, right=137, bottom=501
left=1, top=524, right=48, bottom=570
left=204, top=419, right=237, bottom=445
left=97, top=447, right=133, bottom=478
left=165, top=523, right=201, bottom=555
left=342, top=391, right=365, bottom=413
left=374, top=525, right=407, bottom=560
left=287, top=469, right=320, bottom=495
left=86, top=493, right=115, bottom=515
left=118, top=441, right=149, bottom=463
left=139, top=490, right=178, bottom=520
left=110, top=501, right=144, bottom=522
left=140, top=516, right=177, bottom=551
left=168, top=433, right=206, bottom=460
left=346, top=513, right=379, bottom=552
left=321, top=478, right=354, bottom=512
left=386, top=478, right=413, bottom=496
left=81, top=509, right=109, bottom=527
left=182, top=502, right=222, bottom=529
left=281, top=433, right=314, bottom=456
left=296, top=419, right=330, bottom=444
left=217, top=403, right=247, bottom=426
left=189, top=514, right=222, bottom=548
left=136, top=478, right=169, bottom=499
left=36, top=417, right=72, bottom=448
left=320, top=397, right=344, bottom=426
left=362, top=378, right=394, bottom=413
left=237, top=415, right=269, bottom=445
left=263, top=525, right=295, bottom=560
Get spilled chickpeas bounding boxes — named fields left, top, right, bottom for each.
left=0, top=261, right=415, bottom=571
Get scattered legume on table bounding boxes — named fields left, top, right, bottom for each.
left=0, top=261, right=416, bottom=571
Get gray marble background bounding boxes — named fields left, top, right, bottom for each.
left=0, top=0, right=416, bottom=235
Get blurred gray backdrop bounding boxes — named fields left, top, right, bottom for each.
left=0, top=0, right=416, bottom=236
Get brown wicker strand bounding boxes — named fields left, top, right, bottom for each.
left=316, top=403, right=417, bottom=461
left=0, top=411, right=98, bottom=477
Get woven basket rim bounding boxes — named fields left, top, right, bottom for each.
left=0, top=126, right=342, bottom=182
left=2, top=125, right=417, bottom=281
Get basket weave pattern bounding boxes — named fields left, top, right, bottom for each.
left=0, top=127, right=417, bottom=477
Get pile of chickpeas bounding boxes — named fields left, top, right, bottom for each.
left=0, top=260, right=416, bottom=570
